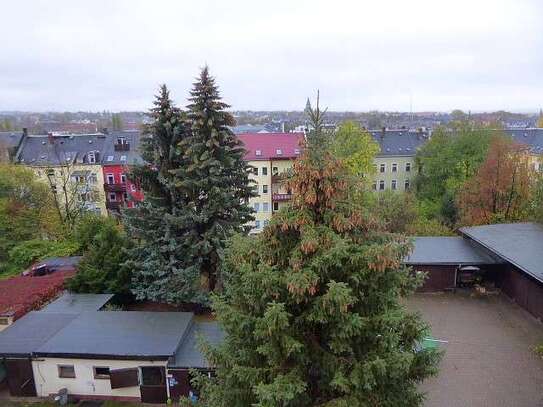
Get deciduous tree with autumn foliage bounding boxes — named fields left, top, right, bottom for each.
left=196, top=97, right=440, bottom=406
left=457, top=136, right=535, bottom=225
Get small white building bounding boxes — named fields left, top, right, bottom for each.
left=0, top=293, right=223, bottom=404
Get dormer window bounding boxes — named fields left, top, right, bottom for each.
left=120, top=155, right=127, bottom=162
left=255, top=150, right=262, bottom=156
left=294, top=148, right=300, bottom=155
left=87, top=151, right=96, bottom=164
left=276, top=149, right=282, bottom=155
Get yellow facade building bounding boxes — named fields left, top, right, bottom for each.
left=238, top=133, right=305, bottom=233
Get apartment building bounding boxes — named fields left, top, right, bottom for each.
left=101, top=130, right=144, bottom=214
left=369, top=128, right=429, bottom=192
left=237, top=132, right=305, bottom=233
left=17, top=133, right=108, bottom=215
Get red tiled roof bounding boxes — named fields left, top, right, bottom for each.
left=238, top=133, right=305, bottom=160
left=0, top=271, right=74, bottom=320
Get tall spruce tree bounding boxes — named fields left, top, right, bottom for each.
left=122, top=85, right=202, bottom=303
left=171, top=66, right=255, bottom=293
left=196, top=98, right=440, bottom=406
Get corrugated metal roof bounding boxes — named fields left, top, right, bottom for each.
left=170, top=321, right=224, bottom=368
left=459, top=222, right=543, bottom=283
left=35, top=311, right=193, bottom=359
left=40, top=293, right=113, bottom=314
left=405, top=237, right=502, bottom=265
left=0, top=312, right=77, bottom=357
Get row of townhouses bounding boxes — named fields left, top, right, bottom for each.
left=4, top=127, right=543, bottom=232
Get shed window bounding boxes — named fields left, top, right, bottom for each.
left=58, top=365, right=76, bottom=378
left=93, top=366, right=110, bottom=379
left=110, top=368, right=139, bottom=389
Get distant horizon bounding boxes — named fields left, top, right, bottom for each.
left=0, top=109, right=540, bottom=115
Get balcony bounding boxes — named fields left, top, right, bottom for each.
left=114, top=143, right=130, bottom=152
left=272, top=193, right=292, bottom=202
left=104, top=183, right=127, bottom=192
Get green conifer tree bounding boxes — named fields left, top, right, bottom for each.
left=170, top=66, right=256, bottom=293
left=196, top=98, right=440, bottom=406
left=122, top=85, right=200, bottom=303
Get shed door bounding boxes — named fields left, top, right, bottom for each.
left=110, top=367, right=139, bottom=389
left=140, top=366, right=167, bottom=404
left=168, top=369, right=191, bottom=401
left=4, top=358, right=36, bottom=397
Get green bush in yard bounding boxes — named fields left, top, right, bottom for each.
left=3, top=239, right=79, bottom=276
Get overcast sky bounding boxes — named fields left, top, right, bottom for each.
left=0, top=0, right=542, bottom=112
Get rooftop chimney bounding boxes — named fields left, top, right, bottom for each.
left=47, top=132, right=54, bottom=144
left=101, top=127, right=109, bottom=135
left=381, top=127, right=386, bottom=139
left=22, top=128, right=28, bottom=137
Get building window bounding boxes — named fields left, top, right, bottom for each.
left=131, top=184, right=137, bottom=192
left=263, top=220, right=269, bottom=227
left=380, top=163, right=386, bottom=173
left=93, top=366, right=110, bottom=380
left=255, top=150, right=262, bottom=156
left=123, top=192, right=129, bottom=201
left=276, top=149, right=282, bottom=155
left=121, top=174, right=127, bottom=183
left=405, top=162, right=411, bottom=172
left=263, top=202, right=269, bottom=212
left=253, top=167, right=259, bottom=176
left=107, top=174, right=114, bottom=184
left=294, top=148, right=300, bottom=155
left=58, top=365, right=76, bottom=379
left=272, top=167, right=278, bottom=175
left=109, top=193, right=117, bottom=201
left=392, top=163, right=397, bottom=172
left=88, top=152, right=96, bottom=164
left=372, top=181, right=377, bottom=190
left=255, top=220, right=261, bottom=229
left=107, top=155, right=114, bottom=162
left=391, top=180, right=397, bottom=190
left=120, top=155, right=127, bottom=162
left=262, top=185, right=268, bottom=194
left=405, top=179, right=410, bottom=190
left=0, top=317, right=9, bottom=325
left=273, top=202, right=279, bottom=211
left=254, top=203, right=260, bottom=212
left=262, top=167, right=268, bottom=175
left=379, top=180, right=385, bottom=190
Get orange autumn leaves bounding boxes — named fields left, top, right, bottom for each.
left=458, top=136, right=535, bottom=225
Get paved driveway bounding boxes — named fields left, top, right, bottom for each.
left=408, top=293, right=543, bottom=407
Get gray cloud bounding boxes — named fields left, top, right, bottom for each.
left=0, top=0, right=542, bottom=112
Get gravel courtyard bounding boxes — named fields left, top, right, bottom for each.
left=407, top=292, right=543, bottom=407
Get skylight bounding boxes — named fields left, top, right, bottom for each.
left=120, top=155, right=127, bottom=161
left=107, top=156, right=114, bottom=162
left=255, top=150, right=262, bottom=156
left=276, top=149, right=282, bottom=155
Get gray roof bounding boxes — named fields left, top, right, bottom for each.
left=36, top=311, right=193, bottom=359
left=505, top=128, right=543, bottom=155
left=37, top=256, right=82, bottom=268
left=170, top=321, right=224, bottom=368
left=40, top=293, right=113, bottom=314
left=0, top=312, right=77, bottom=357
left=0, top=131, right=23, bottom=149
left=17, top=133, right=108, bottom=166
left=101, top=130, right=143, bottom=166
left=405, top=237, right=502, bottom=265
left=459, top=222, right=543, bottom=283
left=369, top=129, right=429, bottom=157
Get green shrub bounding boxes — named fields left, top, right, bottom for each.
left=5, top=239, right=79, bottom=275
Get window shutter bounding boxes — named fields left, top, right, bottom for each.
left=109, top=368, right=139, bottom=389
